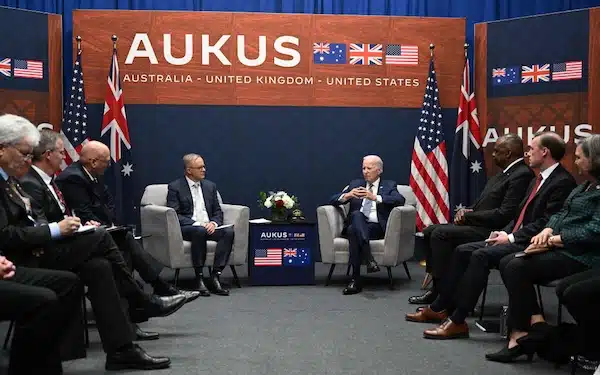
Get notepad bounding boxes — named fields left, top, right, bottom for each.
left=249, top=218, right=272, bottom=224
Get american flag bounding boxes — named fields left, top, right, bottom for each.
left=60, top=51, right=89, bottom=170
left=255, top=248, right=282, bottom=266
left=13, top=59, right=43, bottom=79
left=349, top=44, right=383, bottom=65
left=449, top=56, right=487, bottom=216
left=0, top=58, right=11, bottom=77
left=521, top=64, right=550, bottom=83
left=100, top=43, right=134, bottom=224
left=385, top=44, right=418, bottom=65
left=409, top=57, right=449, bottom=231
left=552, top=61, right=583, bottom=81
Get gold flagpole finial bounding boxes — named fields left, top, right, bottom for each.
left=429, top=43, right=435, bottom=57
left=76, top=36, right=82, bottom=52
left=464, top=42, right=469, bottom=59
left=111, top=35, right=118, bottom=49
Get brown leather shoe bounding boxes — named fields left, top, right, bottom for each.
left=423, top=320, right=469, bottom=340
left=405, top=306, right=448, bottom=323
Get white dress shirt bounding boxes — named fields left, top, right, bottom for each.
left=503, top=157, right=524, bottom=173
left=32, top=165, right=65, bottom=213
left=186, top=177, right=210, bottom=225
left=362, top=178, right=381, bottom=223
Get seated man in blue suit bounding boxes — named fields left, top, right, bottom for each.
left=329, top=155, right=405, bottom=295
left=166, top=154, right=233, bottom=297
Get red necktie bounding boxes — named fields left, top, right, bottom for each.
left=511, top=174, right=543, bottom=233
left=50, top=179, right=71, bottom=215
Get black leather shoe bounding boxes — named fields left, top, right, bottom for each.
left=134, top=324, right=159, bottom=341
left=343, top=279, right=362, bottom=295
left=408, top=290, right=438, bottom=304
left=144, top=294, right=186, bottom=318
left=196, top=278, right=211, bottom=297
left=210, top=274, right=230, bottom=296
left=155, top=284, right=202, bottom=303
left=105, top=344, right=171, bottom=371
left=485, top=345, right=534, bottom=363
left=366, top=260, right=380, bottom=273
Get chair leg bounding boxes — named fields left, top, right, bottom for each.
left=403, top=261, right=411, bottom=280
left=230, top=265, right=241, bottom=288
left=325, top=264, right=336, bottom=286
left=3, top=320, right=14, bottom=350
left=387, top=267, right=394, bottom=290
left=174, top=269, right=180, bottom=287
left=536, top=284, right=545, bottom=318
left=82, top=295, right=89, bottom=348
left=346, top=264, right=351, bottom=276
left=478, top=276, right=489, bottom=321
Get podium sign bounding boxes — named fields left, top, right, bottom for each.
left=248, top=222, right=316, bottom=286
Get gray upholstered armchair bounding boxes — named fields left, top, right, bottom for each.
left=317, top=185, right=417, bottom=289
left=139, top=184, right=249, bottom=287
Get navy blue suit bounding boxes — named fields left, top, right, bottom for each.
left=329, top=179, right=405, bottom=277
left=166, top=177, right=233, bottom=273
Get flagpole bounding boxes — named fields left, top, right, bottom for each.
left=429, top=43, right=434, bottom=57
left=112, top=34, right=117, bottom=50
left=464, top=42, right=468, bottom=59
left=76, top=35, right=82, bottom=54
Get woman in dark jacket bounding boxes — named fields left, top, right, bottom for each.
left=486, top=134, right=600, bottom=363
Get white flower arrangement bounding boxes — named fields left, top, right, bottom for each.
left=262, top=191, right=296, bottom=209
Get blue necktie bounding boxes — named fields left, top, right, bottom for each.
left=361, top=183, right=374, bottom=217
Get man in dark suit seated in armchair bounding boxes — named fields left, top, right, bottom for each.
left=166, top=153, right=233, bottom=297
left=329, top=155, right=405, bottom=295
left=0, top=253, right=80, bottom=375
left=409, top=134, right=534, bottom=305
left=53, top=139, right=199, bottom=304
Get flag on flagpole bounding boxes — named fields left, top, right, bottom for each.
left=60, top=50, right=90, bottom=170
left=409, top=56, right=450, bottom=231
left=100, top=41, right=134, bottom=224
left=449, top=55, right=486, bottom=216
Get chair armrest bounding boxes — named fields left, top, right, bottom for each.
left=383, top=205, right=417, bottom=265
left=221, top=204, right=249, bottom=266
left=140, top=205, right=184, bottom=267
left=317, top=205, right=345, bottom=264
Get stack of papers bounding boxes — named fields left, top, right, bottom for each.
left=249, top=218, right=271, bottom=224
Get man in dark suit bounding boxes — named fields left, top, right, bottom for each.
left=166, top=153, right=233, bottom=296
left=54, top=140, right=199, bottom=303
left=20, top=130, right=196, bottom=340
left=406, top=131, right=577, bottom=340
left=329, top=155, right=405, bottom=295
left=0, top=114, right=178, bottom=370
left=409, top=134, right=534, bottom=305
left=0, top=254, right=80, bottom=375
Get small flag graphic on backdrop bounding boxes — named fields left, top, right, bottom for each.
left=521, top=64, right=550, bottom=83
left=254, top=248, right=282, bottom=266
left=349, top=44, right=383, bottom=65
left=385, top=44, right=418, bottom=65
left=283, top=248, right=311, bottom=266
left=552, top=61, right=582, bottom=81
left=0, top=58, right=11, bottom=77
left=313, top=43, right=346, bottom=64
left=491, top=66, right=519, bottom=85
left=13, top=59, right=43, bottom=79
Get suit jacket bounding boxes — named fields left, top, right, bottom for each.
left=55, top=161, right=116, bottom=225
left=328, top=178, right=405, bottom=231
left=0, top=177, right=52, bottom=265
left=504, top=164, right=576, bottom=244
left=462, top=160, right=534, bottom=229
left=19, top=167, right=64, bottom=224
left=166, top=177, right=223, bottom=227
left=546, top=182, right=600, bottom=266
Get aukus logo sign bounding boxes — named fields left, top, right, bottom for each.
left=124, top=33, right=301, bottom=68
left=260, top=232, right=289, bottom=240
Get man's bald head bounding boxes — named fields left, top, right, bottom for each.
left=79, top=141, right=111, bottom=175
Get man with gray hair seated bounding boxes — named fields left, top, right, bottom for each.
left=328, top=155, right=405, bottom=295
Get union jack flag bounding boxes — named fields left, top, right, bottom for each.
left=313, top=43, right=330, bottom=54
left=349, top=44, right=383, bottom=65
left=0, top=58, right=11, bottom=77
left=492, top=68, right=506, bottom=77
left=521, top=64, right=550, bottom=83
left=60, top=50, right=89, bottom=170
left=100, top=42, right=134, bottom=224
left=283, top=248, right=297, bottom=257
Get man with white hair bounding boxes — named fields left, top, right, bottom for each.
left=329, top=155, right=405, bottom=295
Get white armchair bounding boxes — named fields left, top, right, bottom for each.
left=317, top=185, right=417, bottom=289
left=139, top=184, right=249, bottom=287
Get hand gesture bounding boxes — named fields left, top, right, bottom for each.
left=343, top=188, right=364, bottom=201
left=58, top=216, right=82, bottom=236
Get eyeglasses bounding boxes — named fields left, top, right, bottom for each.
left=12, top=146, right=33, bottom=161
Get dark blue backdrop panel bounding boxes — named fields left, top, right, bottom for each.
left=86, top=104, right=457, bottom=221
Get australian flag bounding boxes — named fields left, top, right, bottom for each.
left=313, top=43, right=346, bottom=64
left=283, top=248, right=311, bottom=267
left=100, top=43, right=134, bottom=224
left=450, top=56, right=487, bottom=216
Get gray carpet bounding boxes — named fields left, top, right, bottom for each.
left=1, top=262, right=577, bottom=374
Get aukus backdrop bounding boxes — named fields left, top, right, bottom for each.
left=73, top=10, right=465, bottom=221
